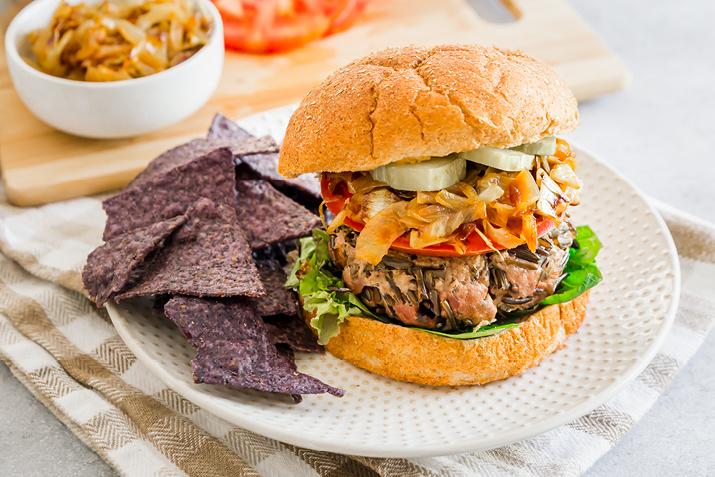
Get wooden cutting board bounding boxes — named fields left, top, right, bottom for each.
left=0, top=0, right=628, bottom=206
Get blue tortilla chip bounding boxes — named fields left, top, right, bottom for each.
left=131, top=118, right=276, bottom=189
left=164, top=296, right=343, bottom=399
left=251, top=258, right=299, bottom=317
left=115, top=198, right=264, bottom=300
left=207, top=113, right=254, bottom=141
left=236, top=180, right=320, bottom=250
left=264, top=315, right=322, bottom=353
left=82, top=215, right=186, bottom=306
left=103, top=148, right=236, bottom=241
left=206, top=114, right=321, bottom=210
left=237, top=153, right=322, bottom=211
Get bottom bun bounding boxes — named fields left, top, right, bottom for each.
left=321, top=292, right=590, bottom=386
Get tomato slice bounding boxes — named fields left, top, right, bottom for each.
left=223, top=14, right=329, bottom=54
left=321, top=177, right=555, bottom=257
left=321, top=174, right=350, bottom=213
left=322, top=0, right=369, bottom=34
left=216, top=0, right=330, bottom=53
left=215, top=0, right=366, bottom=53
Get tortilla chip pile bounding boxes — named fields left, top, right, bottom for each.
left=82, top=115, right=340, bottom=402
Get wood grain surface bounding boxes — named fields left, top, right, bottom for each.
left=0, top=0, right=628, bottom=206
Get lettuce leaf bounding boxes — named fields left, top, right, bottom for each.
left=286, top=230, right=383, bottom=345
left=541, top=225, right=602, bottom=305
left=286, top=225, right=602, bottom=344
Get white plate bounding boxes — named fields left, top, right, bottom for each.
left=108, top=105, right=680, bottom=458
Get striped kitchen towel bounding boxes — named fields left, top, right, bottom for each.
left=0, top=191, right=713, bottom=477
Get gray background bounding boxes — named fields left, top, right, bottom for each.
left=1, top=0, right=714, bottom=476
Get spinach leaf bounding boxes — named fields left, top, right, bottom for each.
left=419, top=322, right=520, bottom=339
left=541, top=225, right=602, bottom=305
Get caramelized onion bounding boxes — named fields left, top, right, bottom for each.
left=26, top=0, right=212, bottom=82
left=521, top=213, right=538, bottom=251
left=347, top=175, right=386, bottom=194
left=488, top=202, right=515, bottom=228
left=327, top=208, right=348, bottom=233
left=480, top=170, right=515, bottom=192
left=419, top=207, right=470, bottom=239
left=409, top=230, right=451, bottom=249
left=355, top=202, right=410, bottom=265
left=357, top=189, right=401, bottom=221
left=550, top=163, right=582, bottom=188
left=484, top=219, right=524, bottom=249
left=330, top=142, right=581, bottom=260
left=477, top=181, right=504, bottom=202
left=435, top=189, right=471, bottom=209
left=415, top=191, right=436, bottom=204
left=510, top=170, right=540, bottom=211
left=448, top=181, right=480, bottom=201
left=536, top=169, right=567, bottom=219
left=401, top=203, right=443, bottom=228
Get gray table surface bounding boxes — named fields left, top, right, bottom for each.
left=1, top=1, right=714, bottom=476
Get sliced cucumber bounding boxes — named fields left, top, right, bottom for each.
left=459, top=147, right=534, bottom=172
left=512, top=136, right=557, bottom=156
left=370, top=157, right=466, bottom=191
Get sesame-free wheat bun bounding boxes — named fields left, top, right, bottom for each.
left=279, top=44, right=579, bottom=177
left=284, top=44, right=595, bottom=388
left=317, top=292, right=589, bottom=386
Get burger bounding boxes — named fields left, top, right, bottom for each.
left=280, top=45, right=602, bottom=386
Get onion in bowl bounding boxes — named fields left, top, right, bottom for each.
left=5, top=0, right=224, bottom=138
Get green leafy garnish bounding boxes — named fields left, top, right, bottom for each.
left=420, top=322, right=520, bottom=339
left=286, top=225, right=602, bottom=344
left=286, top=230, right=383, bottom=345
left=541, top=225, right=602, bottom=305
left=568, top=224, right=602, bottom=264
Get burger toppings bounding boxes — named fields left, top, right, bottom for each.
left=512, top=136, right=558, bottom=156
left=286, top=137, right=600, bottom=344
left=370, top=156, right=467, bottom=191
left=287, top=224, right=601, bottom=344
left=459, top=147, right=535, bottom=172
left=323, top=138, right=580, bottom=266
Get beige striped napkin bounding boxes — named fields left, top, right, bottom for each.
left=0, top=190, right=713, bottom=477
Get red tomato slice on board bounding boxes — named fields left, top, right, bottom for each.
left=215, top=0, right=366, bottom=53
left=320, top=177, right=555, bottom=257
left=321, top=0, right=369, bottom=34
left=216, top=0, right=330, bottom=53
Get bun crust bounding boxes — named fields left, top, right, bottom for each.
left=279, top=45, right=579, bottom=177
left=321, top=292, right=589, bottom=386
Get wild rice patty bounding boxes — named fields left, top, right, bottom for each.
left=328, top=221, right=575, bottom=330
left=329, top=227, right=496, bottom=331
left=489, top=220, right=575, bottom=312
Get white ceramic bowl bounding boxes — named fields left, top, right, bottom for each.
left=4, top=0, right=224, bottom=139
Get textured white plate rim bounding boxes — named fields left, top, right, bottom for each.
left=107, top=144, right=680, bottom=458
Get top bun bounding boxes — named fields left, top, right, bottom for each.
left=279, top=45, right=579, bottom=177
